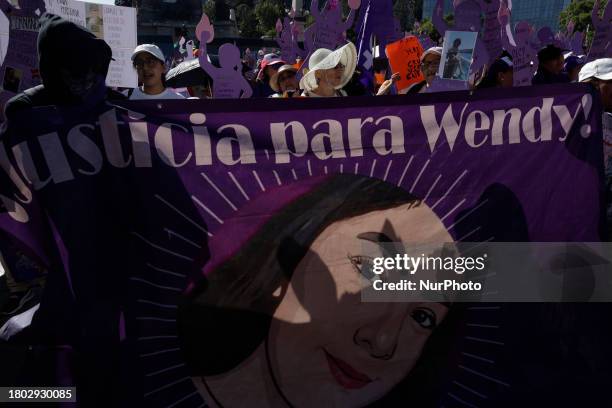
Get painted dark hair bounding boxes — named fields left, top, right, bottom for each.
left=178, top=174, right=423, bottom=376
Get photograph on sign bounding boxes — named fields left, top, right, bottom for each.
left=438, top=30, right=477, bottom=81
left=86, top=4, right=104, bottom=39
left=2, top=67, right=22, bottom=93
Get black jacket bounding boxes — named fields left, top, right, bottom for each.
left=3, top=13, right=124, bottom=120
left=532, top=67, right=571, bottom=85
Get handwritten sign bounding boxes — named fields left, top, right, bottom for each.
left=385, top=36, right=424, bottom=92
left=45, top=0, right=137, bottom=88
left=0, top=0, right=45, bottom=121
left=0, top=8, right=8, bottom=67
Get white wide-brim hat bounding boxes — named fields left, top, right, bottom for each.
left=299, top=42, right=357, bottom=92
left=579, top=58, right=612, bottom=82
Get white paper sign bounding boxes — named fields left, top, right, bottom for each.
left=45, top=0, right=137, bottom=88
left=0, top=9, right=9, bottom=67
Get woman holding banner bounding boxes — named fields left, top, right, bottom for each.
left=300, top=43, right=357, bottom=97
left=475, top=55, right=514, bottom=89
left=179, top=174, right=462, bottom=407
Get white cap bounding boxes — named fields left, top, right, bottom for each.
left=420, top=46, right=443, bottom=62
left=579, top=58, right=612, bottom=82
left=131, top=44, right=165, bottom=63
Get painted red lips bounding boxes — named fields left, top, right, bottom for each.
left=324, top=349, right=373, bottom=390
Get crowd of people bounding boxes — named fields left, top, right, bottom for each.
left=118, top=29, right=610, bottom=110
left=2, top=13, right=610, bottom=109
left=0, top=11, right=611, bottom=406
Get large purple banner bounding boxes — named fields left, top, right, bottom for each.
left=0, top=84, right=606, bottom=406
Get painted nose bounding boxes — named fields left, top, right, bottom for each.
left=353, top=306, right=405, bottom=360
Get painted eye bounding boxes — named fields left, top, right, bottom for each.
left=348, top=255, right=375, bottom=280
left=411, top=308, right=437, bottom=330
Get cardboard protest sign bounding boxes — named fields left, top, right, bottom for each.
left=0, top=0, right=45, bottom=121
left=385, top=36, right=424, bottom=92
left=44, top=0, right=137, bottom=88
left=438, top=30, right=477, bottom=82
left=0, top=84, right=606, bottom=406
left=0, top=8, right=8, bottom=67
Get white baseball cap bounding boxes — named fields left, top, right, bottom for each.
left=131, top=44, right=165, bottom=63
left=579, top=58, right=612, bottom=82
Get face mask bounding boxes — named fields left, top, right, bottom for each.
left=59, top=69, right=107, bottom=104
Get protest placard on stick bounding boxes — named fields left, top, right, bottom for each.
left=385, top=36, right=424, bottom=93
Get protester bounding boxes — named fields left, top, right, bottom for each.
left=253, top=53, right=285, bottom=97
left=299, top=42, right=357, bottom=97
left=579, top=58, right=612, bottom=239
left=532, top=44, right=570, bottom=85
left=3, top=13, right=123, bottom=121
left=404, top=46, right=442, bottom=94
left=344, top=69, right=372, bottom=96
left=0, top=12, right=130, bottom=405
left=129, top=44, right=185, bottom=100
left=579, top=58, right=612, bottom=113
left=476, top=56, right=514, bottom=89
left=269, top=64, right=300, bottom=98
left=564, top=54, right=586, bottom=82
left=188, top=79, right=213, bottom=99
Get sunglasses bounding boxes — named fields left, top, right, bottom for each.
left=278, top=72, right=296, bottom=82
left=333, top=62, right=345, bottom=70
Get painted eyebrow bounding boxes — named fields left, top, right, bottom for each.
left=357, top=232, right=395, bottom=244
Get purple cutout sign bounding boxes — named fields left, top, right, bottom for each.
left=479, top=0, right=503, bottom=64
left=587, top=0, right=612, bottom=62
left=196, top=15, right=252, bottom=99
left=433, top=0, right=489, bottom=81
left=275, top=16, right=306, bottom=64
left=499, top=0, right=538, bottom=87
left=304, top=0, right=357, bottom=56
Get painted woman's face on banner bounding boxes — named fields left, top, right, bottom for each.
left=267, top=202, right=452, bottom=406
